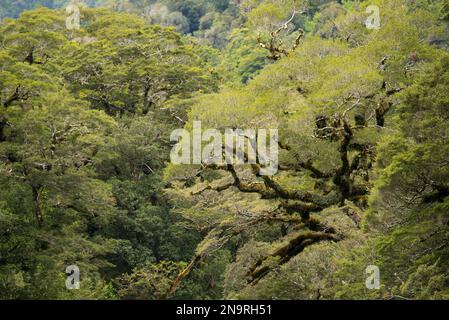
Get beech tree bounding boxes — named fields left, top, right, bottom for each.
left=1, top=0, right=448, bottom=300
left=163, top=0, right=449, bottom=298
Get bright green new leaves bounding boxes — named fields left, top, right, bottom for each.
left=335, top=54, right=449, bottom=300
left=164, top=0, right=449, bottom=300
left=60, top=9, right=217, bottom=116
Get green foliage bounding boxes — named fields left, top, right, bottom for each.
left=0, top=5, right=214, bottom=299
left=163, top=0, right=449, bottom=301
left=176, top=249, right=232, bottom=300
left=335, top=54, right=449, bottom=300
left=118, top=261, right=185, bottom=299
left=1, top=0, right=449, bottom=301
left=219, top=28, right=269, bottom=83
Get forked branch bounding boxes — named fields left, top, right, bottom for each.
left=257, top=11, right=305, bottom=60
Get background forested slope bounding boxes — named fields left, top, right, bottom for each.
left=0, top=0, right=448, bottom=299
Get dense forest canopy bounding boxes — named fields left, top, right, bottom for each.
left=0, top=0, right=448, bottom=300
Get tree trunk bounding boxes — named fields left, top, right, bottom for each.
left=3, top=86, right=21, bottom=108
left=142, top=86, right=154, bottom=115
left=32, top=186, right=44, bottom=227
left=0, top=116, right=6, bottom=142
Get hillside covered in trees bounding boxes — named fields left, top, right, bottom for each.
left=0, top=0, right=449, bottom=300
